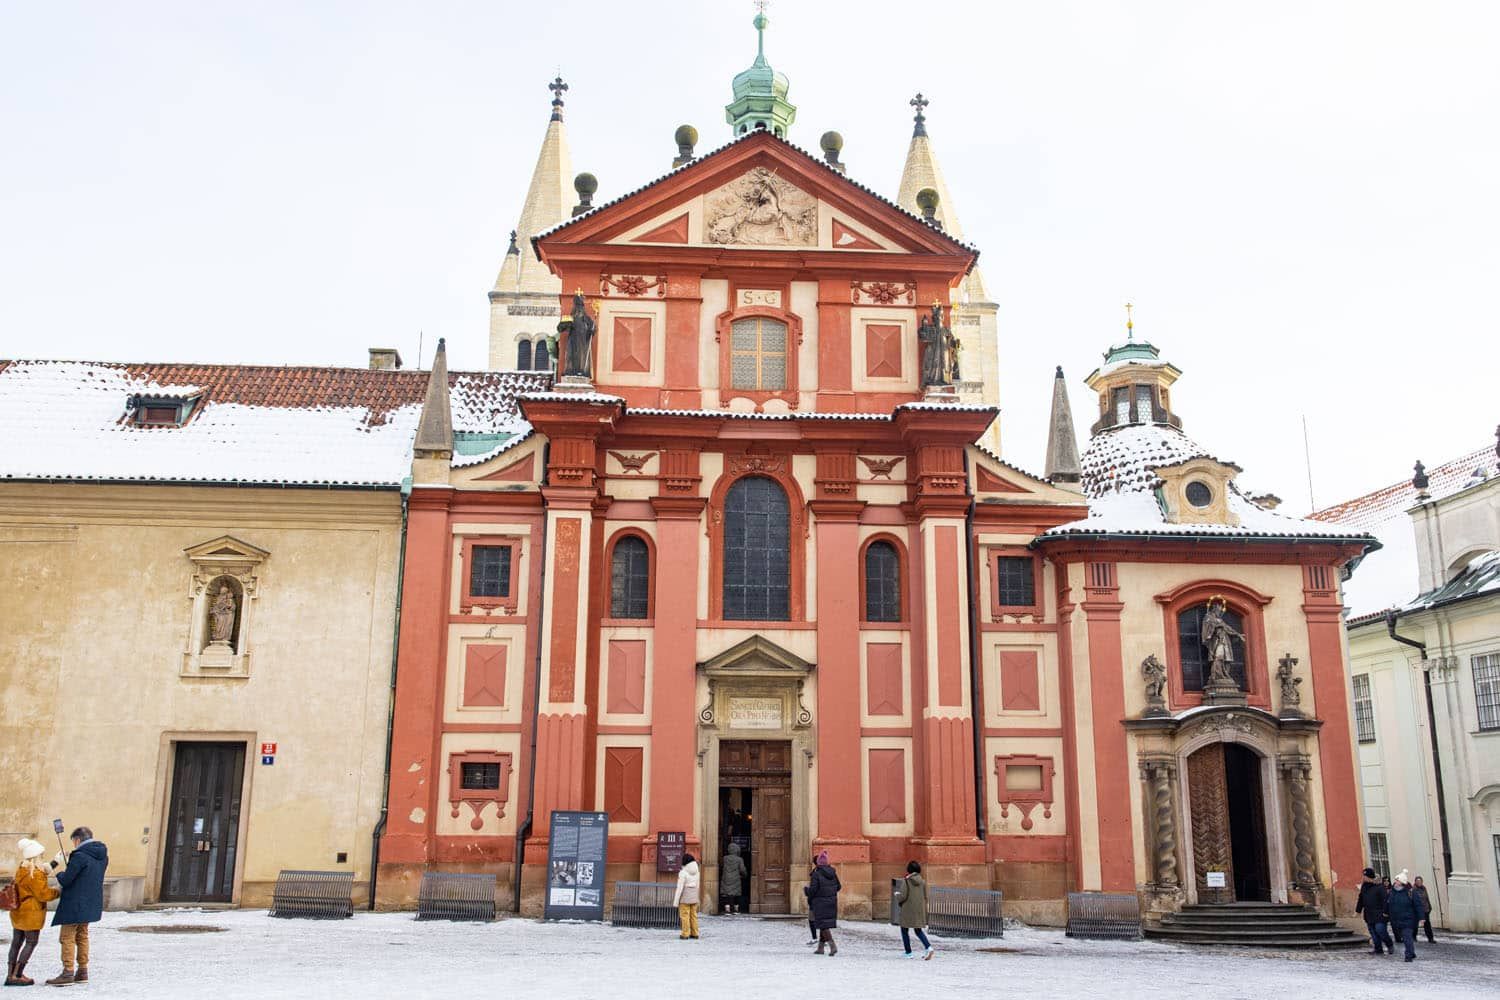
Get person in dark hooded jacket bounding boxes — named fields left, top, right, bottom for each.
left=45, top=826, right=108, bottom=987
left=1412, top=876, right=1434, bottom=942
left=804, top=851, right=841, bottom=956
left=1355, top=867, right=1391, bottom=955
left=1385, top=870, right=1422, bottom=962
left=720, top=843, right=747, bottom=914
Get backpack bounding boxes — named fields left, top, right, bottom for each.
left=0, top=881, right=18, bottom=912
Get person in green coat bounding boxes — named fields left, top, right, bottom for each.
left=893, top=860, right=934, bottom=960
left=720, top=843, right=747, bottom=914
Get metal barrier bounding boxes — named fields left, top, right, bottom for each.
left=417, top=872, right=497, bottom=922
left=926, top=887, right=1005, bottom=938
left=269, top=870, right=355, bottom=919
left=609, top=881, right=678, bottom=930
left=1065, top=891, right=1142, bottom=940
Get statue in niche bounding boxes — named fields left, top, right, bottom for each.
left=918, top=303, right=956, bottom=387
left=1201, top=597, right=1244, bottom=690
left=703, top=168, right=816, bottom=246
left=207, top=583, right=237, bottom=649
left=558, top=291, right=596, bottom=379
left=1141, top=654, right=1169, bottom=717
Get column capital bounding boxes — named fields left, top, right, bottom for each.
left=650, top=495, right=707, bottom=519
left=808, top=498, right=866, bottom=522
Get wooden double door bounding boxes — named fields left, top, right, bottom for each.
left=161, top=741, right=245, bottom=903
left=1187, top=742, right=1270, bottom=903
left=719, top=740, right=792, bottom=913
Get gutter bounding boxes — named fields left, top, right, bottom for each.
left=1030, top=530, right=1381, bottom=551
left=962, top=451, right=987, bottom=841
left=368, top=486, right=410, bottom=909
left=513, top=443, right=551, bottom=912
left=1385, top=609, right=1453, bottom=880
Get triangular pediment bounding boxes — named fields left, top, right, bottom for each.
left=537, top=131, right=975, bottom=259
left=698, top=634, right=814, bottom=676
left=969, top=445, right=1087, bottom=504
left=184, top=535, right=270, bottom=562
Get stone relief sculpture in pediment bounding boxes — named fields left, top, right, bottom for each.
left=703, top=167, right=817, bottom=246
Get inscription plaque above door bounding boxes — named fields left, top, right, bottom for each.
left=728, top=697, right=783, bottom=730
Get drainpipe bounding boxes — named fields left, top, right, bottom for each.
left=514, top=443, right=551, bottom=912
left=1385, top=609, right=1453, bottom=879
left=962, top=451, right=987, bottom=841
left=368, top=488, right=410, bottom=910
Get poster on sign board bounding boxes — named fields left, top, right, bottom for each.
left=543, top=811, right=609, bottom=921
left=657, top=831, right=685, bottom=874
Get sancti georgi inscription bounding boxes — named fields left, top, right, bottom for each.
left=728, top=697, right=783, bottom=730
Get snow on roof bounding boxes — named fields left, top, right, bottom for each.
left=0, top=360, right=545, bottom=487
left=1313, top=439, right=1498, bottom=620
left=1405, top=549, right=1500, bottom=613
left=1039, top=422, right=1373, bottom=544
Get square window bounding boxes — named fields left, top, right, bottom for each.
left=997, top=556, right=1036, bottom=608
left=468, top=545, right=512, bottom=599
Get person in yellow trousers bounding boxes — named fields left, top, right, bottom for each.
left=674, top=853, right=701, bottom=940
left=6, top=839, right=60, bottom=986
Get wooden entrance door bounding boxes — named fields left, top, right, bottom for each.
left=161, top=742, right=246, bottom=903
left=719, top=739, right=792, bottom=913
left=1187, top=744, right=1234, bottom=904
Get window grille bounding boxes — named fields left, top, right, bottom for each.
left=460, top=762, right=501, bottom=790
left=1473, top=653, right=1500, bottom=731
left=1178, top=604, right=1247, bottom=692
left=997, top=557, right=1036, bottom=608
left=864, top=541, right=901, bottom=622
left=1352, top=674, right=1376, bottom=743
left=469, top=545, right=512, bottom=599
left=722, top=476, right=790, bottom=621
left=728, top=317, right=788, bottom=390
left=1368, top=832, right=1391, bottom=881
left=610, top=536, right=651, bottom=619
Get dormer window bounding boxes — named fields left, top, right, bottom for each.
left=130, top=395, right=194, bottom=427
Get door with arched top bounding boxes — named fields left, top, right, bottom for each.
left=1187, top=742, right=1270, bottom=903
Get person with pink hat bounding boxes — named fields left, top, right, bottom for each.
left=804, top=850, right=841, bottom=956
left=5, top=838, right=59, bottom=986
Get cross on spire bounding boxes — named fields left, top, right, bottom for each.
left=753, top=0, right=769, bottom=14
left=1125, top=302, right=1135, bottom=341
left=910, top=92, right=929, bottom=137
left=548, top=76, right=568, bottom=122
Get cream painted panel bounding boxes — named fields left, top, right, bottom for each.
left=435, top=731, right=522, bottom=838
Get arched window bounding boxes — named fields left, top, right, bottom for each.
left=609, top=535, right=650, bottom=619
left=722, top=476, right=790, bottom=621
left=1177, top=603, right=1247, bottom=692
left=516, top=339, right=532, bottom=371
left=863, top=540, right=902, bottom=622
left=533, top=338, right=551, bottom=371
left=728, top=317, right=788, bottom=390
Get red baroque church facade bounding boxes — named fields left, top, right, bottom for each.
left=377, top=126, right=1377, bottom=924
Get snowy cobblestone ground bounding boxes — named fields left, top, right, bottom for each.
left=53, top=908, right=1497, bottom=999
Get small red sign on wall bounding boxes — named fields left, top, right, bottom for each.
left=260, top=742, right=277, bottom=755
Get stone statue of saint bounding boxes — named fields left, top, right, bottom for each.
left=1277, top=654, right=1303, bottom=713
left=1142, top=654, right=1168, bottom=713
left=559, top=291, right=596, bottom=379
left=208, top=584, right=237, bottom=646
left=1201, top=599, right=1244, bottom=689
left=918, top=303, right=952, bottom=387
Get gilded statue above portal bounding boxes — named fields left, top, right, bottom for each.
left=703, top=167, right=817, bottom=246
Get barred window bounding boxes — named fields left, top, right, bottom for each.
left=1368, top=832, right=1391, bottom=881
left=1178, top=604, right=1247, bottom=692
left=469, top=545, right=512, bottom=599
left=609, top=536, right=650, bottom=619
left=864, top=541, right=901, bottom=622
left=996, top=557, right=1036, bottom=608
left=729, top=317, right=788, bottom=391
left=1352, top=674, right=1376, bottom=743
left=722, top=476, right=790, bottom=621
left=1473, top=653, right=1500, bottom=731
left=460, top=762, right=500, bottom=790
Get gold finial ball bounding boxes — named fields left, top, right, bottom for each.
left=675, top=124, right=699, bottom=147
left=574, top=172, right=598, bottom=197
left=915, top=187, right=940, bottom=216
left=819, top=130, right=843, bottom=154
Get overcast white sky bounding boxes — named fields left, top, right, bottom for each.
left=2, top=1, right=1496, bottom=513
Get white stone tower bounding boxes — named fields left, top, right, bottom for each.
left=488, top=78, right=576, bottom=372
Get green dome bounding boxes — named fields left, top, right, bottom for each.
left=725, top=12, right=796, bottom=138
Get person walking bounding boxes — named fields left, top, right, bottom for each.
left=1355, top=867, right=1390, bottom=955
left=804, top=853, right=819, bottom=947
left=674, top=852, right=701, bottom=940
left=805, top=851, right=841, bottom=957
left=6, top=839, right=60, bottom=986
left=1412, top=876, right=1435, bottom=943
left=893, top=861, right=934, bottom=960
left=1385, top=870, right=1422, bottom=963
left=44, top=826, right=108, bottom=987
left=720, top=843, right=747, bottom=915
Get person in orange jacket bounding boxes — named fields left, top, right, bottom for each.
left=6, top=839, right=60, bottom=986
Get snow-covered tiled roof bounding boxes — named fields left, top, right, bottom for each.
left=1039, top=422, right=1374, bottom=545
left=0, top=360, right=546, bottom=487
left=1309, top=443, right=1498, bottom=529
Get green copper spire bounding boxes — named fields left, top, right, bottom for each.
left=725, top=4, right=796, bottom=138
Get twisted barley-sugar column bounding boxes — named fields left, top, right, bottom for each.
left=1150, top=762, right=1179, bottom=887
left=1287, top=765, right=1317, bottom=886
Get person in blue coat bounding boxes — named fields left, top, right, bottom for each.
left=44, top=826, right=108, bottom=987
left=1385, top=869, right=1423, bottom=963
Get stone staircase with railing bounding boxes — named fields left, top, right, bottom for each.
left=1144, top=901, right=1366, bottom=948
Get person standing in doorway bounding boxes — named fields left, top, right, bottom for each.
left=6, top=839, right=59, bottom=986
left=805, top=851, right=841, bottom=957
left=1386, top=870, right=1422, bottom=962
left=674, top=853, right=701, bottom=940
left=1355, top=867, right=1390, bottom=955
left=720, top=843, right=747, bottom=915
left=1412, top=876, right=1435, bottom=943
left=893, top=861, right=934, bottom=960
left=45, top=826, right=108, bottom=986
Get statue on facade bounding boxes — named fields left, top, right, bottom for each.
left=1201, top=597, right=1244, bottom=693
left=558, top=291, right=595, bottom=379
left=1276, top=653, right=1304, bottom=718
left=1141, top=654, right=1169, bottom=717
left=208, top=583, right=237, bottom=648
left=918, top=303, right=953, bottom=387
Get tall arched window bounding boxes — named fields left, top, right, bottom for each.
left=516, top=340, right=532, bottom=371
left=1177, top=603, right=1247, bottom=691
left=533, top=338, right=551, bottom=371
left=863, top=540, right=902, bottom=622
left=722, top=476, right=790, bottom=621
left=609, top=535, right=650, bottom=619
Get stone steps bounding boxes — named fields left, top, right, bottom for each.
left=1145, top=902, right=1366, bottom=949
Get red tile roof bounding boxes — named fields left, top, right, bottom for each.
left=1309, top=442, right=1499, bottom=529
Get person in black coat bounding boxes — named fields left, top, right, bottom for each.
left=1412, top=876, right=1435, bottom=943
left=44, top=827, right=108, bottom=987
left=804, top=851, right=841, bottom=956
left=1385, top=870, right=1422, bottom=962
left=1355, top=867, right=1391, bottom=955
